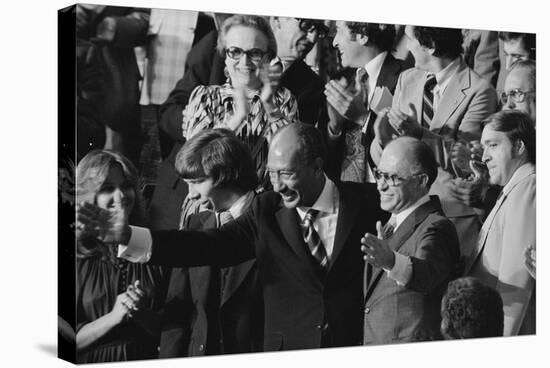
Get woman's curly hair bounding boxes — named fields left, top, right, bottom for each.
left=441, top=277, right=503, bottom=339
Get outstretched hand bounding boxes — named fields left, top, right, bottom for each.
left=361, top=221, right=395, bottom=269
left=76, top=202, right=131, bottom=244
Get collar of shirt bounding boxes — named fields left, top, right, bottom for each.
left=393, top=194, right=431, bottom=231
left=501, top=162, right=536, bottom=198
left=225, top=190, right=256, bottom=219
left=296, top=175, right=339, bottom=220
left=433, top=57, right=461, bottom=97
left=363, top=51, right=387, bottom=104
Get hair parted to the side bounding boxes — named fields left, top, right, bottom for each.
left=482, top=110, right=536, bottom=164
left=76, top=149, right=145, bottom=259
left=345, top=22, right=396, bottom=52
left=510, top=59, right=536, bottom=90
left=440, top=277, right=504, bottom=339
left=413, top=26, right=463, bottom=59
left=175, top=128, right=258, bottom=193
left=217, top=14, right=277, bottom=60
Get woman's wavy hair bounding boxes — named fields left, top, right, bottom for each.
left=217, top=14, right=278, bottom=60
left=75, top=150, right=145, bottom=260
left=440, top=277, right=504, bottom=339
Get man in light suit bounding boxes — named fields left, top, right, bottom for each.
left=79, top=123, right=387, bottom=351
left=464, top=110, right=536, bottom=336
left=361, top=137, right=459, bottom=344
left=370, top=25, right=497, bottom=262
left=324, top=21, right=408, bottom=183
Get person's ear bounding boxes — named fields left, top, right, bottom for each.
left=357, top=34, right=369, bottom=46
left=515, top=139, right=526, bottom=156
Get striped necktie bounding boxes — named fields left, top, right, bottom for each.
left=301, top=209, right=329, bottom=271
left=383, top=216, right=397, bottom=239
left=422, top=74, right=437, bottom=128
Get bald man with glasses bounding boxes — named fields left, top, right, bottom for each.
left=361, top=136, right=459, bottom=344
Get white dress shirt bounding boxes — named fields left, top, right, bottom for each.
left=432, top=57, right=461, bottom=113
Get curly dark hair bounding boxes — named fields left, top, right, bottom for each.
left=413, top=26, right=463, bottom=59
left=440, top=277, right=503, bottom=339
left=345, top=22, right=396, bottom=52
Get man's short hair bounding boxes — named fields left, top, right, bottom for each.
left=510, top=59, right=536, bottom=90
left=175, top=128, right=258, bottom=192
left=413, top=26, right=463, bottom=59
left=499, top=32, right=536, bottom=59
left=483, top=110, right=536, bottom=164
left=345, top=22, right=396, bottom=52
left=441, top=277, right=504, bottom=339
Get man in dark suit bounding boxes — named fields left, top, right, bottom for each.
left=159, top=129, right=263, bottom=357
left=80, top=123, right=387, bottom=351
left=148, top=17, right=326, bottom=231
left=361, top=137, right=459, bottom=344
left=324, top=21, right=408, bottom=183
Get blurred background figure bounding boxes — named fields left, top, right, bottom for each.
left=501, top=60, right=536, bottom=124
left=495, top=32, right=535, bottom=95
left=75, top=150, right=169, bottom=363
left=441, top=277, right=503, bottom=339
left=462, top=29, right=499, bottom=88
left=76, top=4, right=150, bottom=166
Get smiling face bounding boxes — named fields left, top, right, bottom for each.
left=95, top=164, right=136, bottom=217
left=376, top=142, right=426, bottom=214
left=274, top=17, right=317, bottom=61
left=224, top=25, right=269, bottom=90
left=481, top=126, right=524, bottom=187
left=332, top=21, right=366, bottom=68
left=267, top=132, right=323, bottom=209
left=184, top=177, right=221, bottom=209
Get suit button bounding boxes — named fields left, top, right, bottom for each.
left=364, top=307, right=370, bottom=314
left=199, top=344, right=205, bottom=351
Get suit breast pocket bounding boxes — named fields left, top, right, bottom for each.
left=264, top=332, right=283, bottom=351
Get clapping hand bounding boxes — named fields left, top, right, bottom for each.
left=325, top=74, right=368, bottom=125
left=260, top=57, right=283, bottom=114
left=76, top=202, right=131, bottom=244
left=361, top=221, right=395, bottom=269
left=111, top=280, right=145, bottom=323
left=387, top=108, right=422, bottom=139
left=227, top=86, right=249, bottom=131
left=449, top=151, right=489, bottom=206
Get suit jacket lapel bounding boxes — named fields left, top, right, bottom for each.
left=275, top=205, right=311, bottom=261
left=221, top=259, right=255, bottom=305
left=331, top=185, right=361, bottom=271
left=365, top=197, right=440, bottom=298
left=431, top=61, right=470, bottom=132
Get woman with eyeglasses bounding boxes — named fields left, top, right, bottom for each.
left=181, top=15, right=298, bottom=184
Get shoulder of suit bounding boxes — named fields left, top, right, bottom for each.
left=398, top=67, right=426, bottom=83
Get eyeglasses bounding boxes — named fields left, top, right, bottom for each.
left=500, top=89, right=535, bottom=105
left=295, top=18, right=329, bottom=39
left=373, top=168, right=424, bottom=187
left=225, top=46, right=268, bottom=62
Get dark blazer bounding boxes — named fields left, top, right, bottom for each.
left=159, top=212, right=263, bottom=357
left=325, top=53, right=408, bottom=182
left=150, top=182, right=387, bottom=351
left=363, top=196, right=460, bottom=344
left=149, top=37, right=325, bottom=230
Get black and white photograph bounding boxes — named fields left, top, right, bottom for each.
left=2, top=0, right=546, bottom=367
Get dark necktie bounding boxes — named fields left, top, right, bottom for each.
left=218, top=211, right=235, bottom=296
left=356, top=67, right=370, bottom=105
left=422, top=74, right=437, bottom=128
left=301, top=209, right=329, bottom=271
left=382, top=216, right=396, bottom=239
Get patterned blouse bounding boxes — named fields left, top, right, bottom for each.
left=181, top=83, right=299, bottom=178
